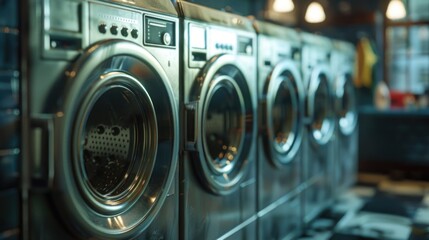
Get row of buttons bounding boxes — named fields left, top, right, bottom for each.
left=98, top=24, right=138, bottom=39
left=215, top=43, right=233, bottom=51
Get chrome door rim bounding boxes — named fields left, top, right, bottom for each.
left=53, top=40, right=178, bottom=239
left=265, top=60, right=304, bottom=166
left=74, top=71, right=157, bottom=214
left=192, top=54, right=255, bottom=195
left=336, top=72, right=357, bottom=136
left=307, top=64, right=334, bottom=146
left=202, top=75, right=245, bottom=174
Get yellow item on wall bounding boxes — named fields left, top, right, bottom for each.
left=355, top=37, right=378, bottom=88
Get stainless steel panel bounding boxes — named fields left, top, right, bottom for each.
left=258, top=193, right=302, bottom=240
left=25, top=0, right=179, bottom=238
left=181, top=15, right=257, bottom=239
left=177, top=1, right=253, bottom=31
left=300, top=32, right=335, bottom=225
left=256, top=24, right=305, bottom=239
left=102, top=0, right=178, bottom=16
left=331, top=40, right=358, bottom=195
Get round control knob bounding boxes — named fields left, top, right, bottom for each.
left=110, top=25, right=118, bottom=35
left=121, top=27, right=129, bottom=37
left=162, top=32, right=172, bottom=46
left=131, top=29, right=138, bottom=39
left=98, top=24, right=107, bottom=34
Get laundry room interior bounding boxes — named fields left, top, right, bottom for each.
left=1, top=0, right=429, bottom=239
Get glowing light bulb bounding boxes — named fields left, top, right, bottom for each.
left=386, top=0, right=406, bottom=20
left=305, top=2, right=326, bottom=23
left=273, top=0, right=295, bottom=13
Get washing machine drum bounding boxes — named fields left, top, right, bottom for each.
left=49, top=40, right=178, bottom=239
left=263, top=60, right=304, bottom=166
left=189, top=55, right=255, bottom=195
left=336, top=72, right=357, bottom=136
left=307, top=65, right=335, bottom=146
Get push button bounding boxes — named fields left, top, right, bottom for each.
left=121, top=27, right=128, bottom=37
left=98, top=24, right=107, bottom=34
left=110, top=25, right=118, bottom=35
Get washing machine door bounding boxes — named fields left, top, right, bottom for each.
left=263, top=59, right=305, bottom=166
left=306, top=64, right=335, bottom=146
left=36, top=40, right=178, bottom=239
left=335, top=71, right=357, bottom=136
left=187, top=54, right=255, bottom=195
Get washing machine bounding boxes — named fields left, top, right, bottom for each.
left=0, top=0, right=21, bottom=239
left=177, top=1, right=257, bottom=239
left=254, top=21, right=304, bottom=240
left=23, top=0, right=179, bottom=239
left=331, top=40, right=358, bottom=196
left=300, top=32, right=335, bottom=225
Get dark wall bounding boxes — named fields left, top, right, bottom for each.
left=186, top=0, right=265, bottom=16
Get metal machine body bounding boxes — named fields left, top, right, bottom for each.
left=254, top=21, right=304, bottom=240
left=23, top=0, right=180, bottom=238
left=300, top=32, right=335, bottom=225
left=177, top=2, right=258, bottom=239
left=331, top=40, right=358, bottom=196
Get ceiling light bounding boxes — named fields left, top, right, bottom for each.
left=305, top=1, right=326, bottom=23
left=386, top=0, right=406, bottom=20
left=273, top=0, right=295, bottom=13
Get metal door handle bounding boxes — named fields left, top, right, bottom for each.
left=30, top=114, right=57, bottom=190
left=185, top=101, right=198, bottom=151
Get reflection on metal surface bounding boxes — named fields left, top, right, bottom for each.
left=204, top=76, right=244, bottom=174
left=75, top=72, right=158, bottom=213
left=272, top=78, right=297, bottom=153
left=306, top=65, right=334, bottom=147
left=336, top=74, right=357, bottom=135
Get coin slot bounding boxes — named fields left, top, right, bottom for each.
left=49, top=35, right=82, bottom=51
left=191, top=52, right=206, bottom=62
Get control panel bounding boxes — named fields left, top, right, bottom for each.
left=89, top=3, right=176, bottom=48
left=237, top=36, right=253, bottom=56
left=89, top=3, right=142, bottom=45
left=144, top=16, right=176, bottom=47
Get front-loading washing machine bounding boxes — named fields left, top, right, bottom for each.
left=254, top=20, right=304, bottom=240
left=23, top=0, right=179, bottom=239
left=300, top=32, right=335, bottom=225
left=177, top=1, right=257, bottom=239
left=331, top=40, right=358, bottom=196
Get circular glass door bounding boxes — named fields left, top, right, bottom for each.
left=265, top=63, right=304, bottom=165
left=308, top=69, right=334, bottom=145
left=52, top=40, right=178, bottom=239
left=272, top=79, right=297, bottom=153
left=193, top=59, right=254, bottom=195
left=336, top=73, right=357, bottom=135
left=76, top=73, right=157, bottom=213
left=203, top=76, right=244, bottom=174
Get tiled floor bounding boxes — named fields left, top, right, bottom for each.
left=299, top=173, right=429, bottom=240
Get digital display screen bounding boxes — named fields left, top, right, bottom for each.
left=189, top=24, right=206, bottom=49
